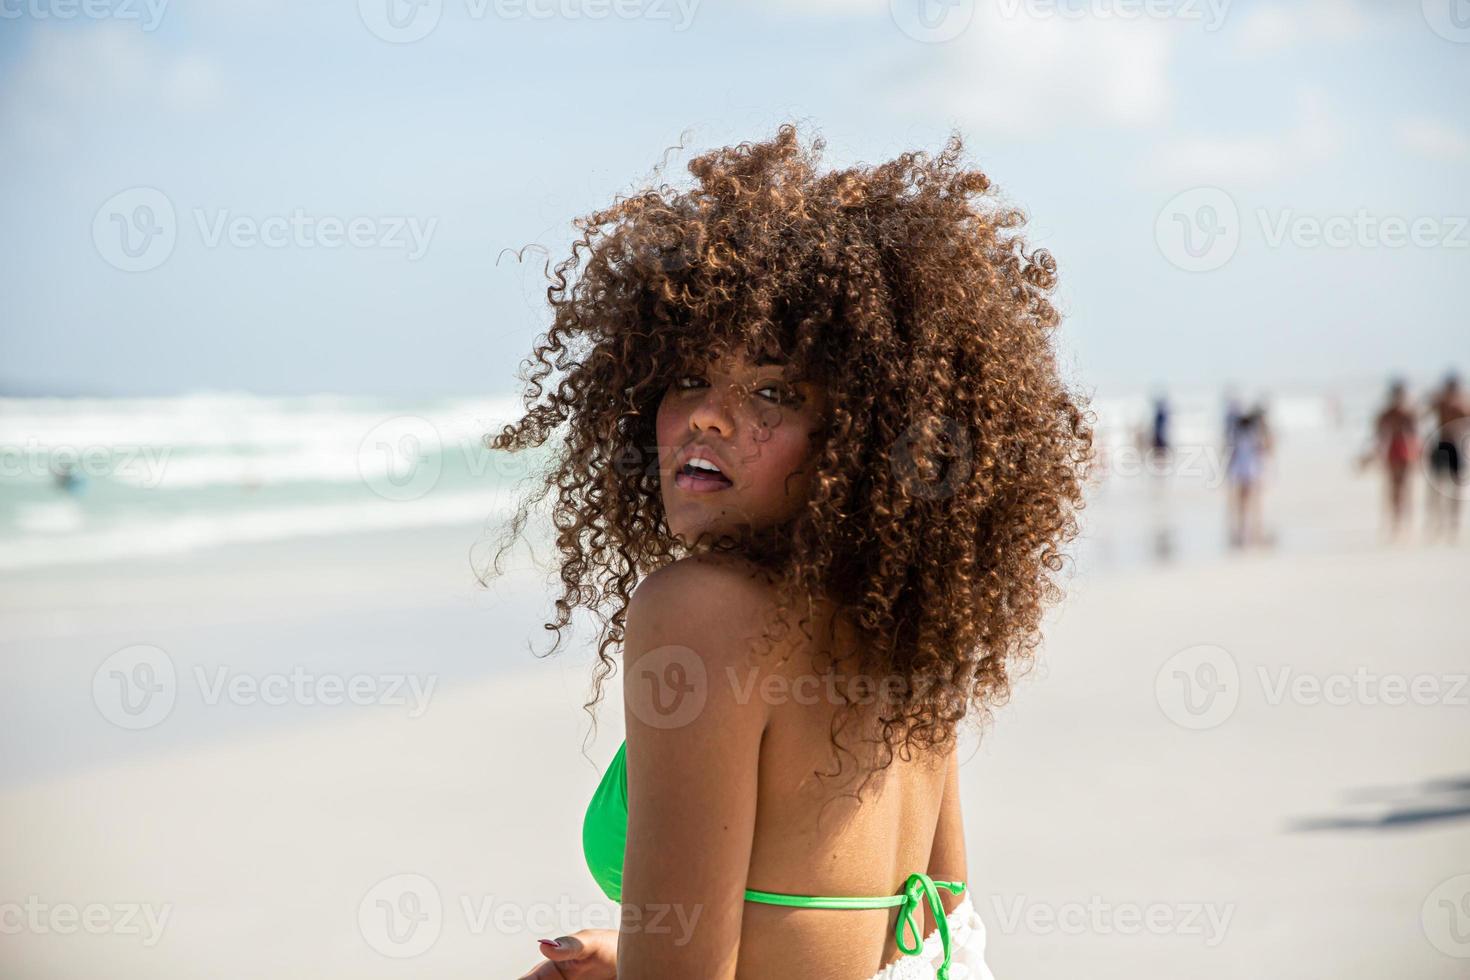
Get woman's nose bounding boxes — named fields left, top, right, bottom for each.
left=688, top=384, right=736, bottom=436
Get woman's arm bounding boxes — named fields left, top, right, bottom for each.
left=616, top=558, right=779, bottom=980
left=924, top=740, right=969, bottom=936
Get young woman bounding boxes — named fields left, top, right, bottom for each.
left=489, top=124, right=1092, bottom=980
left=1363, top=379, right=1419, bottom=540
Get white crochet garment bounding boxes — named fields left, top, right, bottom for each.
left=862, top=892, right=996, bottom=980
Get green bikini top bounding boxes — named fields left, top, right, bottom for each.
left=582, top=739, right=969, bottom=980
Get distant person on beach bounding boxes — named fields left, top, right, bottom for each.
left=1225, top=403, right=1272, bottom=548
left=1150, top=394, right=1171, bottom=463
left=50, top=460, right=86, bottom=496
left=1222, top=388, right=1244, bottom=469
left=490, top=125, right=1088, bottom=980
left=1425, top=372, right=1469, bottom=541
left=1362, top=379, right=1419, bottom=540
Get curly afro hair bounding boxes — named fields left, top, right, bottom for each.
left=482, top=122, right=1093, bottom=782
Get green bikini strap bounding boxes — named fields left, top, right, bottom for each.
left=894, top=872, right=966, bottom=980
left=742, top=873, right=967, bottom=980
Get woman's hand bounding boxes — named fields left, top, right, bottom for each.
left=515, top=929, right=619, bottom=979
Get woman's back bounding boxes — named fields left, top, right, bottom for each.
left=734, top=602, right=957, bottom=979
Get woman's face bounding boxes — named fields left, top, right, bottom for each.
left=655, top=349, right=829, bottom=546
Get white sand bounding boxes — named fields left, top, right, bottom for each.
left=2, top=444, right=1468, bottom=977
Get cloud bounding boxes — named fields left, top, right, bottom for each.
left=1146, top=85, right=1345, bottom=186
left=889, top=5, right=1178, bottom=137
left=748, top=0, right=1178, bottom=137
left=1396, top=116, right=1470, bottom=162
left=1232, top=0, right=1370, bottom=55
left=0, top=24, right=223, bottom=154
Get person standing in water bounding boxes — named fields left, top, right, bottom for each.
left=1424, top=372, right=1469, bottom=542
left=1363, top=379, right=1420, bottom=541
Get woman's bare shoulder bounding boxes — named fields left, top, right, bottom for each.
left=633, top=553, right=781, bottom=615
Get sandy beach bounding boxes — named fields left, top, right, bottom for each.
left=2, top=428, right=1467, bottom=978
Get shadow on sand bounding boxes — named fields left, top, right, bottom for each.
left=1289, top=775, right=1470, bottom=832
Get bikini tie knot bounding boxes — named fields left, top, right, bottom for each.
left=894, top=871, right=967, bottom=980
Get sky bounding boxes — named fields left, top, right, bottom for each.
left=1, top=0, right=1466, bottom=399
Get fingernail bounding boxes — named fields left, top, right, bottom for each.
left=538, top=938, right=561, bottom=948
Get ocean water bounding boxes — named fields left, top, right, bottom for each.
left=0, top=386, right=1381, bottom=574
left=0, top=393, right=546, bottom=572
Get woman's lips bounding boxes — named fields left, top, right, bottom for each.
left=673, top=467, right=734, bottom=492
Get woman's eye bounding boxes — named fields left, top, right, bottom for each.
left=759, top=382, right=805, bottom=405
left=672, top=375, right=799, bottom=405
